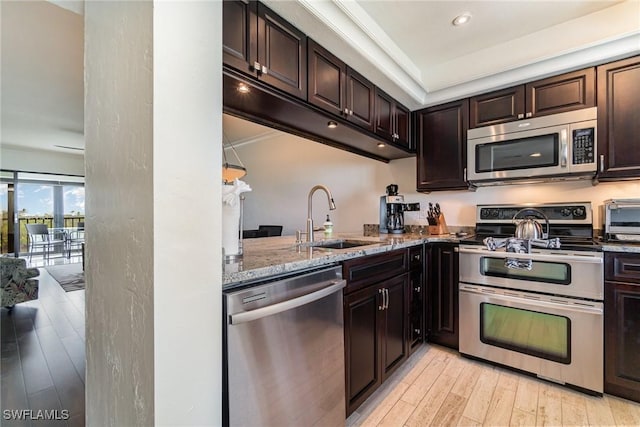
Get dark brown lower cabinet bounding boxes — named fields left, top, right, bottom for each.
left=343, top=249, right=410, bottom=416
left=409, top=245, right=425, bottom=353
left=605, top=252, right=640, bottom=403
left=427, top=243, right=459, bottom=350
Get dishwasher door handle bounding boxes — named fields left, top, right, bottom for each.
left=229, top=280, right=346, bottom=325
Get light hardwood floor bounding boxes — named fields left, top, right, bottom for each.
left=347, top=345, right=640, bottom=427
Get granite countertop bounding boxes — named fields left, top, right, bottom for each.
left=600, top=242, right=640, bottom=253
left=223, top=231, right=459, bottom=288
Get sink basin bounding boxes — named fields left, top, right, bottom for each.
left=311, top=239, right=377, bottom=250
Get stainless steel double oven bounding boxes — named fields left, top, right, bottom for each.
left=459, top=202, right=604, bottom=394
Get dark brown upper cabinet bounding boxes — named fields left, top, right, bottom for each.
left=469, top=67, right=595, bottom=128
left=308, top=39, right=375, bottom=131
left=375, top=89, right=411, bottom=149
left=596, top=55, right=640, bottom=180
left=222, top=1, right=307, bottom=100
left=416, top=99, right=469, bottom=192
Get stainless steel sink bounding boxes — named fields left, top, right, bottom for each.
left=309, top=239, right=378, bottom=250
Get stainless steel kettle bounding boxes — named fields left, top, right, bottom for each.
left=512, top=208, right=549, bottom=239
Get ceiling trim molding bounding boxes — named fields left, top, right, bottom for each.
left=297, top=0, right=427, bottom=104
left=423, top=32, right=640, bottom=107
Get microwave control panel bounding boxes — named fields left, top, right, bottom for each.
left=572, top=128, right=595, bottom=164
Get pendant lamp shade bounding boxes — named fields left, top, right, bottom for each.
left=222, top=131, right=247, bottom=183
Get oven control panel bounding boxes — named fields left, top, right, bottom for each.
left=572, top=128, right=595, bottom=165
left=477, top=203, right=592, bottom=223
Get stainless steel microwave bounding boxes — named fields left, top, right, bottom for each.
left=467, top=107, right=597, bottom=186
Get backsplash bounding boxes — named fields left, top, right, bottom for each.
left=363, top=224, right=474, bottom=237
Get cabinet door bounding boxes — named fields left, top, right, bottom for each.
left=525, top=67, right=595, bottom=118
left=395, top=102, right=411, bottom=149
left=256, top=3, right=307, bottom=100
left=345, top=68, right=375, bottom=131
left=605, top=280, right=640, bottom=403
left=597, top=56, right=640, bottom=180
left=344, top=285, right=382, bottom=416
left=409, top=269, right=424, bottom=353
left=308, top=39, right=345, bottom=116
left=427, top=244, right=459, bottom=349
left=222, top=0, right=255, bottom=73
left=381, top=274, right=409, bottom=381
left=416, top=99, right=469, bottom=192
left=469, top=86, right=524, bottom=128
left=374, top=89, right=394, bottom=141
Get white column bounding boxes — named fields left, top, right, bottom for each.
left=84, top=1, right=222, bottom=425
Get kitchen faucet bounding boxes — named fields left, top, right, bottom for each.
left=299, top=185, right=336, bottom=243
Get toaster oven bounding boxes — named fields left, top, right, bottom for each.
left=603, top=199, right=640, bottom=242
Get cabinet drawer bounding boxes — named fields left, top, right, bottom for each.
left=606, top=252, right=640, bottom=284
left=343, top=249, right=407, bottom=294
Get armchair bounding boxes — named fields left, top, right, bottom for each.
left=1, top=257, right=39, bottom=310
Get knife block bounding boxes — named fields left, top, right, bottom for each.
left=428, top=213, right=449, bottom=235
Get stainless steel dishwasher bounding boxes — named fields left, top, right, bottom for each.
left=223, top=265, right=346, bottom=427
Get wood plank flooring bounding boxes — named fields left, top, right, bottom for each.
left=348, top=345, right=640, bottom=427
left=1, top=261, right=85, bottom=427
left=4, top=258, right=640, bottom=426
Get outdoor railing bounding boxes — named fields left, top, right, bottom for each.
left=0, top=215, right=86, bottom=254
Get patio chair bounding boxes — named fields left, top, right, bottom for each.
left=25, top=223, right=65, bottom=262
left=66, top=224, right=85, bottom=258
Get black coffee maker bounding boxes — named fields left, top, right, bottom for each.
left=379, top=184, right=419, bottom=234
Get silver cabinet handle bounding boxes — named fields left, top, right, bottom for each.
left=378, top=288, right=384, bottom=310
left=517, top=113, right=524, bottom=119
left=560, top=129, right=568, bottom=168
left=230, top=280, right=346, bottom=324
left=344, top=108, right=350, bottom=115
left=414, top=286, right=421, bottom=292
left=253, top=61, right=261, bottom=72
left=384, top=288, right=389, bottom=310
left=526, top=112, right=533, bottom=118
left=261, top=65, right=268, bottom=75
left=600, top=154, right=605, bottom=172
left=463, top=167, right=467, bottom=182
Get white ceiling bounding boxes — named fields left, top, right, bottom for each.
left=2, top=1, right=639, bottom=154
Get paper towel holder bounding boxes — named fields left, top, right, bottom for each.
left=224, top=194, right=245, bottom=262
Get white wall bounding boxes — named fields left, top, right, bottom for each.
left=236, top=130, right=640, bottom=233
left=153, top=1, right=221, bottom=425
left=0, top=145, right=84, bottom=176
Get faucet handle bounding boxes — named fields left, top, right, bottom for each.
left=296, top=230, right=307, bottom=244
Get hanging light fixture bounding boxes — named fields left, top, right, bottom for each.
left=222, top=131, right=247, bottom=183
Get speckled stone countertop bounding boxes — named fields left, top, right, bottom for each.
left=600, top=242, right=640, bottom=253
left=223, top=232, right=460, bottom=289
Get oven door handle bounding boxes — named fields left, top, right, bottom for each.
left=459, top=247, right=602, bottom=264
left=459, top=285, right=604, bottom=315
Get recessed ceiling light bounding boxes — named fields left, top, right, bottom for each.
left=530, top=152, right=542, bottom=157
left=327, top=121, right=338, bottom=129
left=237, top=83, right=250, bottom=93
left=452, top=13, right=472, bottom=26
left=377, top=142, right=385, bottom=148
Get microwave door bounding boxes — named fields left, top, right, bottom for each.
left=468, top=124, right=568, bottom=181
left=608, top=205, right=640, bottom=235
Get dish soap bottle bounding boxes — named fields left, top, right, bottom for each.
left=323, top=214, right=333, bottom=238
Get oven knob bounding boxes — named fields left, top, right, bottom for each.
left=491, top=209, right=499, bottom=218
left=573, top=207, right=585, bottom=218
left=480, top=208, right=489, bottom=219
left=561, top=208, right=571, bottom=217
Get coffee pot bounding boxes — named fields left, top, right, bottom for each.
left=513, top=208, right=550, bottom=240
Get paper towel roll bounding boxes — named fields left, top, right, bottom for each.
left=222, top=202, right=241, bottom=255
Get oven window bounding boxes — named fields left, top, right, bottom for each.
left=476, top=134, right=558, bottom=172
left=481, top=257, right=571, bottom=285
left=480, top=303, right=571, bottom=364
